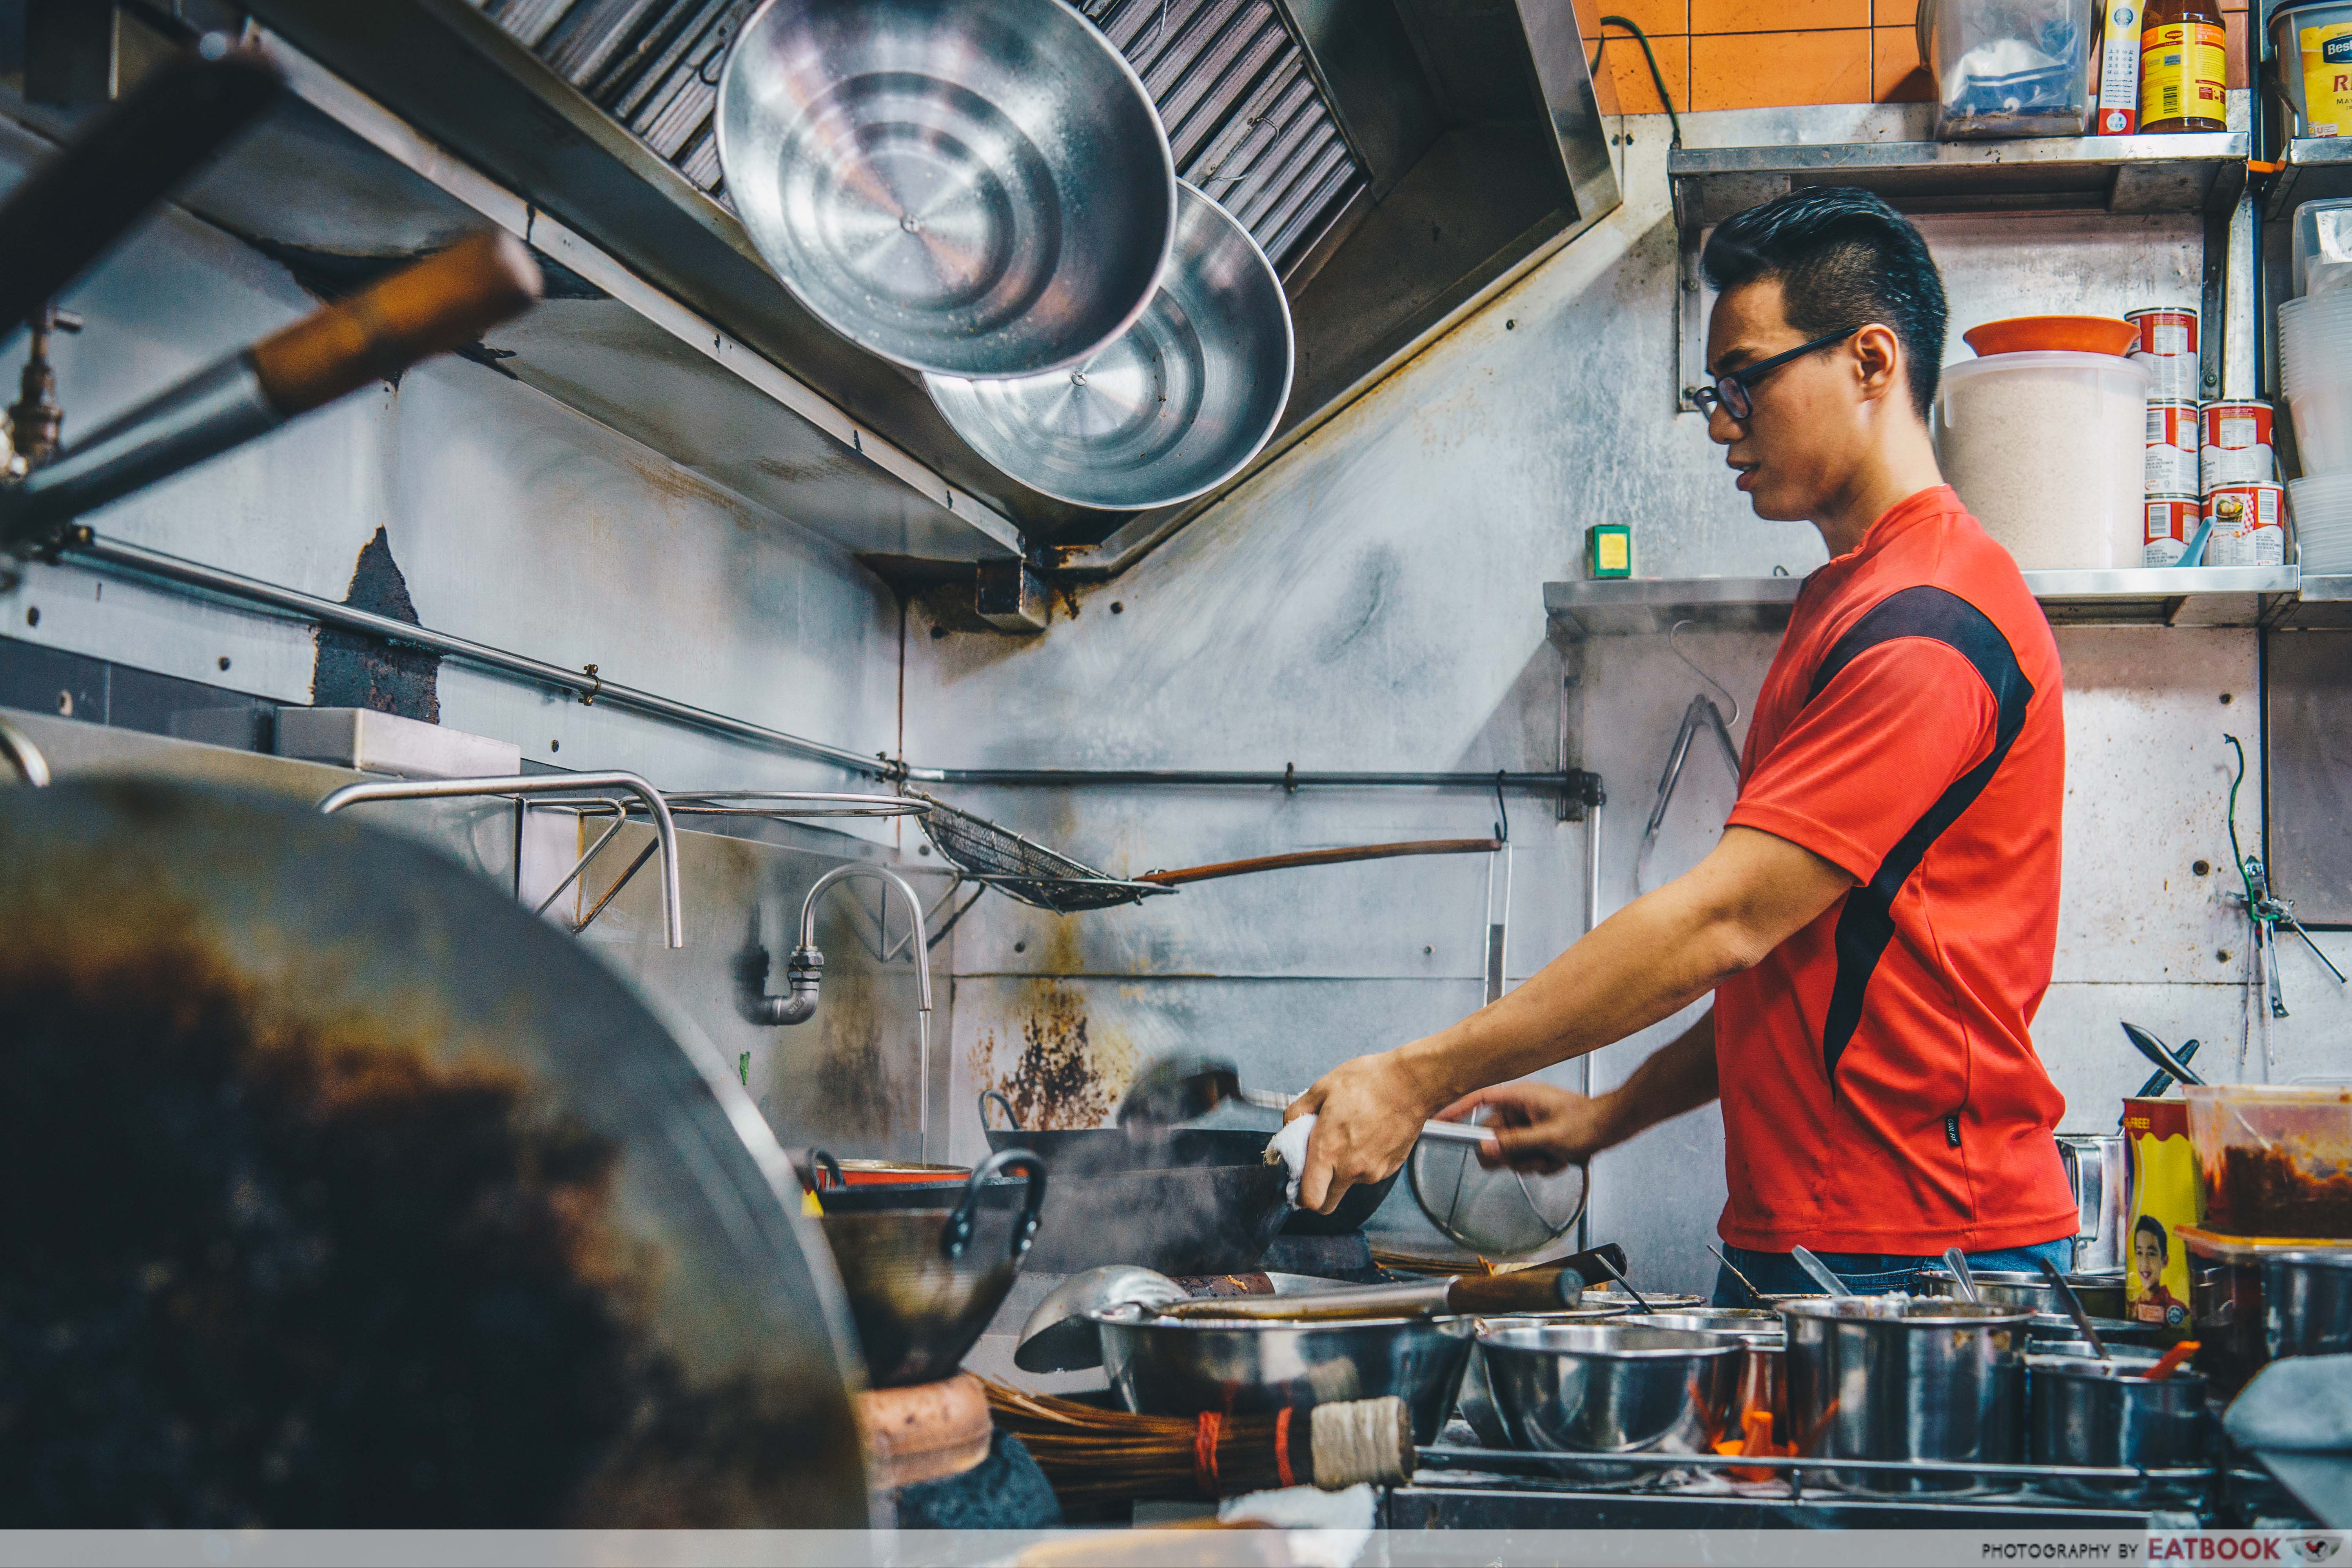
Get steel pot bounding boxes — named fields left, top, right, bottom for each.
left=1917, top=1268, right=2127, bottom=1319
left=1475, top=1323, right=1744, bottom=1472
left=1780, top=1298, right=2032, bottom=1493
left=2058, top=1134, right=2131, bottom=1273
left=925, top=180, right=1294, bottom=510
left=2026, top=1352, right=2210, bottom=1503
left=717, top=0, right=1175, bottom=379
left=1624, top=1310, right=1789, bottom=1450
left=2265, top=1249, right=2352, bottom=1359
left=817, top=1149, right=1045, bottom=1388
left=1091, top=1308, right=1476, bottom=1444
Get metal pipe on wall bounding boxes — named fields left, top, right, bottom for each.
left=64, top=530, right=890, bottom=777
left=46, top=529, right=1604, bottom=805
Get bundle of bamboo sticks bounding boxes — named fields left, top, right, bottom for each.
left=980, top=1379, right=1410, bottom=1504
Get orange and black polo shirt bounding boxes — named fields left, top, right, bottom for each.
left=1714, top=484, right=2078, bottom=1256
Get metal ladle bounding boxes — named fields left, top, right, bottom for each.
left=1707, top=1242, right=1768, bottom=1305
left=2036, top=1255, right=2110, bottom=1360
left=1790, top=1245, right=1853, bottom=1298
left=1943, top=1247, right=1982, bottom=1303
left=1584, top=1249, right=1653, bottom=1313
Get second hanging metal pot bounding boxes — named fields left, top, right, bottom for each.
left=926, top=180, right=1294, bottom=510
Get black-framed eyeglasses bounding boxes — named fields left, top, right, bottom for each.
left=1690, top=326, right=1863, bottom=421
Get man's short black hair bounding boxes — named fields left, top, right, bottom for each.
left=1701, top=187, right=1948, bottom=420
left=2136, top=1212, right=2170, bottom=1255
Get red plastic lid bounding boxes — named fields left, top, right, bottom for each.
left=1962, top=316, right=2138, bottom=358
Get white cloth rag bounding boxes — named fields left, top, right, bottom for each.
left=1266, top=1111, right=1316, bottom=1206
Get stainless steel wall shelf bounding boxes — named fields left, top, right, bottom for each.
left=1671, top=132, right=2250, bottom=232
left=1666, top=103, right=2252, bottom=414
left=2261, top=138, right=2352, bottom=221
left=1544, top=565, right=2303, bottom=638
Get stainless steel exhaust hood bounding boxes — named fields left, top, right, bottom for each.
left=242, top=0, right=1616, bottom=569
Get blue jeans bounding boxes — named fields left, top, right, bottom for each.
left=1710, top=1239, right=2075, bottom=1305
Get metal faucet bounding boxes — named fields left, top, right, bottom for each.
left=746, top=862, right=935, bottom=1158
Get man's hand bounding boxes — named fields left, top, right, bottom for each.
left=1284, top=1049, right=1442, bottom=1214
left=1436, top=1082, right=1619, bottom=1174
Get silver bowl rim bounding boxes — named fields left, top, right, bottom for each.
left=1917, top=1268, right=2121, bottom=1288
left=1086, top=1308, right=1475, bottom=1334
left=2022, top=1349, right=2196, bottom=1378
left=921, top=180, right=1294, bottom=509
left=2260, top=1249, right=2352, bottom=1269
left=1475, top=1322, right=1748, bottom=1358
left=716, top=0, right=1179, bottom=378
left=1778, top=1297, right=2034, bottom=1325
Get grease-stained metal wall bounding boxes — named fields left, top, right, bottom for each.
left=909, top=113, right=2352, bottom=1294
left=0, top=117, right=947, bottom=1162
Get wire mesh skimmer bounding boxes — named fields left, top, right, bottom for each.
left=908, top=789, right=1505, bottom=916
left=906, top=789, right=1174, bottom=914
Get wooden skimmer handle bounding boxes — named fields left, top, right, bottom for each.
left=1444, top=1266, right=1584, bottom=1316
left=248, top=231, right=543, bottom=416
left=1139, top=837, right=1503, bottom=887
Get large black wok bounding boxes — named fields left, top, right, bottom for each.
left=978, top=1089, right=1399, bottom=1245
left=820, top=1141, right=1290, bottom=1278
left=0, top=778, right=871, bottom=1525
left=812, top=1149, right=1046, bottom=1387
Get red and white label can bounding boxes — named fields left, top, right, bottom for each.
left=2126, top=308, right=2201, bottom=402
left=2203, top=481, right=2287, bottom=567
left=2145, top=495, right=2202, bottom=565
left=2146, top=402, right=2201, bottom=494
left=2200, top=400, right=2274, bottom=489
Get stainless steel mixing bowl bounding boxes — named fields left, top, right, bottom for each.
left=718, top=0, right=1175, bottom=377
left=1090, top=1308, right=1475, bottom=1444
left=925, top=181, right=1292, bottom=509
left=1475, top=1323, right=1744, bottom=1468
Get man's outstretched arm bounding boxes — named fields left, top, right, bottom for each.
left=1285, top=824, right=1850, bottom=1212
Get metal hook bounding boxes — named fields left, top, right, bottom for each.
left=1493, top=770, right=1510, bottom=845
left=1667, top=618, right=1741, bottom=726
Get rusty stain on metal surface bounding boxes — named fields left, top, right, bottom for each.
left=967, top=981, right=1137, bottom=1131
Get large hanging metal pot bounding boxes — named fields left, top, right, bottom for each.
left=926, top=180, right=1294, bottom=510
left=716, top=0, right=1176, bottom=379
left=815, top=1149, right=1046, bottom=1388
left=0, top=778, right=871, bottom=1525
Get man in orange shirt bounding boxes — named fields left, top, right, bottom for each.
left=1287, top=189, right=2078, bottom=1300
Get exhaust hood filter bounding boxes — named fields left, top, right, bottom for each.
left=924, top=181, right=1292, bottom=510
left=714, top=0, right=1176, bottom=377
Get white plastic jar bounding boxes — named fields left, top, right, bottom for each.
left=1934, top=350, right=2151, bottom=570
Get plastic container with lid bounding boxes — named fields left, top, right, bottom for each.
left=1917, top=0, right=2096, bottom=139
left=1934, top=350, right=2148, bottom=569
left=2292, top=197, right=2352, bottom=298
left=2183, top=1083, right=2352, bottom=1240
left=2271, top=1, right=2352, bottom=139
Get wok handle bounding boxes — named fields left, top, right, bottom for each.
left=1446, top=1266, right=1583, bottom=1315
left=249, top=231, right=543, bottom=416
left=807, top=1149, right=845, bottom=1192
left=944, top=1148, right=1047, bottom=1263
left=978, top=1088, right=1020, bottom=1133
left=1138, top=838, right=1503, bottom=887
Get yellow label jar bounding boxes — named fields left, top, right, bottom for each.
left=2139, top=0, right=2228, bottom=133
left=2298, top=15, right=2352, bottom=136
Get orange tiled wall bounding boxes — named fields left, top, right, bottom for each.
left=1574, top=0, right=2251, bottom=118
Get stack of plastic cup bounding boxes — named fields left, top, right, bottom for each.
left=2278, top=293, right=2352, bottom=476
left=2288, top=472, right=2352, bottom=573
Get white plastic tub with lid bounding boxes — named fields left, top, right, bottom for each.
left=1934, top=350, right=2149, bottom=570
